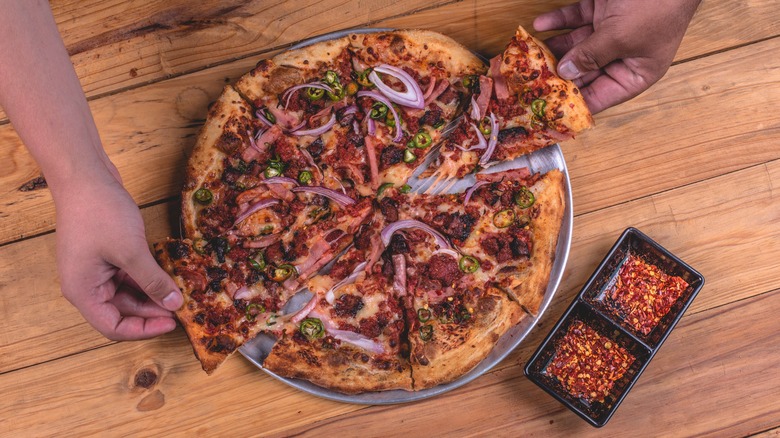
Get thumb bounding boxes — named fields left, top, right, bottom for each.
left=557, top=29, right=624, bottom=80
left=120, top=246, right=183, bottom=311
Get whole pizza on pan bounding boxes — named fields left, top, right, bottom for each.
left=153, top=25, right=592, bottom=394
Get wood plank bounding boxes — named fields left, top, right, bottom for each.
left=276, top=291, right=780, bottom=437
left=0, top=0, right=459, bottom=123
left=2, top=142, right=778, bottom=385
left=1, top=284, right=776, bottom=436
left=376, top=0, right=780, bottom=60
left=0, top=200, right=177, bottom=373
left=2, top=35, right=778, bottom=245
left=561, top=33, right=780, bottom=215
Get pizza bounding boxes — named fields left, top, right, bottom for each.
left=153, top=25, right=591, bottom=392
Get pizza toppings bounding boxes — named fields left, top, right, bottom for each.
left=368, top=64, right=425, bottom=109
left=160, top=26, right=583, bottom=389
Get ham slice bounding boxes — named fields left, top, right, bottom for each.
left=242, top=125, right=282, bottom=161
left=424, top=78, right=451, bottom=106
left=476, top=75, right=493, bottom=117
left=364, top=136, right=380, bottom=190
left=490, top=55, right=510, bottom=100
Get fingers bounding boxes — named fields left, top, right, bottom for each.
left=111, top=286, right=176, bottom=319
left=73, top=284, right=177, bottom=341
left=533, top=0, right=593, bottom=31
left=544, top=25, right=593, bottom=59
left=556, top=27, right=625, bottom=80
left=116, top=245, right=183, bottom=312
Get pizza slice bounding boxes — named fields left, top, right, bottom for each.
left=154, top=238, right=285, bottom=374
left=263, top=216, right=414, bottom=393
left=344, top=30, right=487, bottom=194
left=377, top=217, right=524, bottom=389
left=431, top=24, right=593, bottom=179
left=455, top=168, right=566, bottom=314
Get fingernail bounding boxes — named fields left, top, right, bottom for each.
left=558, top=60, right=581, bottom=80
left=162, top=291, right=183, bottom=310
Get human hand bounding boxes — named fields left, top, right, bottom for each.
left=534, top=0, right=700, bottom=113
left=54, top=174, right=183, bottom=341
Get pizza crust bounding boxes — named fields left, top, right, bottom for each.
left=410, top=288, right=524, bottom=389
left=181, top=85, right=253, bottom=239
left=349, top=29, right=487, bottom=79
left=501, top=25, right=593, bottom=133
left=263, top=336, right=413, bottom=394
left=500, top=169, right=566, bottom=314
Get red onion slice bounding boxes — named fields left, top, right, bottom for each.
left=464, top=181, right=489, bottom=204
left=291, top=185, right=356, bottom=206
left=381, top=220, right=451, bottom=249
left=325, top=261, right=368, bottom=305
left=234, top=198, right=280, bottom=226
left=478, top=112, right=500, bottom=166
left=352, top=119, right=360, bottom=135
left=469, top=95, right=481, bottom=120
left=263, top=176, right=299, bottom=186
left=233, top=286, right=252, bottom=301
left=244, top=233, right=282, bottom=249
left=282, top=82, right=334, bottom=109
left=256, top=108, right=275, bottom=127
left=432, top=248, right=460, bottom=260
left=357, top=90, right=403, bottom=142
left=368, top=64, right=425, bottom=109
left=290, top=295, right=319, bottom=324
left=292, top=113, right=336, bottom=137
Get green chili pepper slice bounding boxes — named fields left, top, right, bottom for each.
left=345, top=81, right=359, bottom=96
left=356, top=69, right=373, bottom=87
left=192, top=238, right=207, bottom=255
left=403, top=149, right=417, bottom=163
left=433, top=119, right=446, bottom=129
left=385, top=112, right=396, bottom=128
left=531, top=98, right=547, bottom=118
left=264, top=166, right=281, bottom=178
left=300, top=317, right=325, bottom=340
left=370, top=102, right=388, bottom=120
left=514, top=187, right=535, bottom=208
left=298, top=170, right=313, bottom=184
left=327, top=83, right=344, bottom=101
left=306, top=87, right=325, bottom=101
left=377, top=182, right=394, bottom=196
left=478, top=116, right=492, bottom=135
left=419, top=324, right=434, bottom=342
left=245, top=303, right=266, bottom=321
left=271, top=264, right=296, bottom=282
left=248, top=253, right=266, bottom=271
left=412, top=131, right=433, bottom=149
left=193, top=188, right=213, bottom=205
left=459, top=255, right=480, bottom=273
left=417, top=308, right=432, bottom=323
left=263, top=109, right=276, bottom=124
left=462, top=75, right=478, bottom=89
left=324, top=70, right=340, bottom=85
left=493, top=209, right=516, bottom=228
left=399, top=184, right=412, bottom=194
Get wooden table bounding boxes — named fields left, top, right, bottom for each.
left=1, top=1, right=778, bottom=436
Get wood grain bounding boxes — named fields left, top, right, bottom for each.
left=276, top=291, right=780, bottom=437
left=1, top=32, right=778, bottom=246
left=1, top=284, right=776, bottom=436
left=1, top=0, right=778, bottom=125
left=0, top=0, right=459, bottom=123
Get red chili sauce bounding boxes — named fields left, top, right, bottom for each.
left=604, top=254, right=689, bottom=335
left=545, top=320, right=635, bottom=403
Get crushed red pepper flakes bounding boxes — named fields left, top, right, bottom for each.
left=545, top=320, right=635, bottom=403
left=604, top=254, right=689, bottom=335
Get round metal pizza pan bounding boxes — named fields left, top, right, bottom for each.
left=238, top=28, right=573, bottom=404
